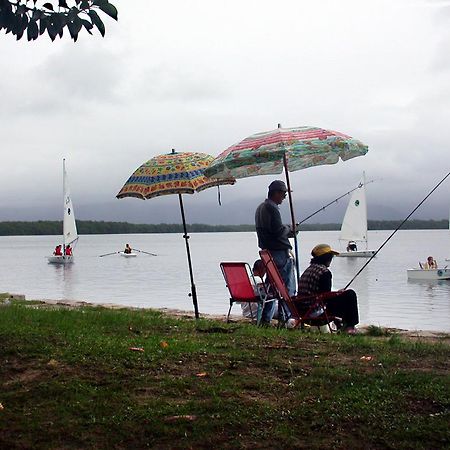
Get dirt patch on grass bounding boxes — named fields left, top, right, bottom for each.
left=405, top=396, right=446, bottom=415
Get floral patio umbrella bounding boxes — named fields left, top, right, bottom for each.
left=117, top=149, right=235, bottom=319
left=204, top=125, right=368, bottom=285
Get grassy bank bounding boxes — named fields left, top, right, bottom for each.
left=0, top=300, right=449, bottom=449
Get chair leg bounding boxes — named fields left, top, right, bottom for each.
left=226, top=303, right=233, bottom=323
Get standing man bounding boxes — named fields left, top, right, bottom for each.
left=255, top=180, right=296, bottom=323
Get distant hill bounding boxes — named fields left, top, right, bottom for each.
left=0, top=219, right=448, bottom=236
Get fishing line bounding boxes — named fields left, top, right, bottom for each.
left=344, top=171, right=450, bottom=290
left=297, top=179, right=377, bottom=225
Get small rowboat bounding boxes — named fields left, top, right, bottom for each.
left=407, top=268, right=450, bottom=280
left=336, top=250, right=376, bottom=258
left=119, top=252, right=137, bottom=258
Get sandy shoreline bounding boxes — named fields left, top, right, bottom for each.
left=2, top=292, right=449, bottom=343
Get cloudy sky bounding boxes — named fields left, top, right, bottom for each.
left=1, top=0, right=449, bottom=225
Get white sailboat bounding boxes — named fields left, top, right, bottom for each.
left=47, top=159, right=79, bottom=264
left=336, top=173, right=376, bottom=258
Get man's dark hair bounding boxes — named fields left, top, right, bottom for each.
left=311, top=253, right=334, bottom=266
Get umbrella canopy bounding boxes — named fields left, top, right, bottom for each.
left=117, top=151, right=233, bottom=199
left=117, top=150, right=235, bottom=319
left=204, top=126, right=368, bottom=180
left=204, top=125, right=369, bottom=288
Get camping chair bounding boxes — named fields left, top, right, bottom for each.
left=220, top=262, right=276, bottom=324
left=259, top=250, right=341, bottom=332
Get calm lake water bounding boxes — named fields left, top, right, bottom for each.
left=1, top=230, right=449, bottom=332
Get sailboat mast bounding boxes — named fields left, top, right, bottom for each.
left=363, top=171, right=368, bottom=250
left=62, top=158, right=66, bottom=253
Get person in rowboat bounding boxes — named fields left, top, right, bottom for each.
left=297, top=244, right=359, bottom=335
left=124, top=244, right=132, bottom=254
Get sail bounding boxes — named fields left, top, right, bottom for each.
left=63, top=160, right=78, bottom=246
left=339, top=174, right=368, bottom=244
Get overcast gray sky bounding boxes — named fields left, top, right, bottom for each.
left=1, top=0, right=449, bottom=224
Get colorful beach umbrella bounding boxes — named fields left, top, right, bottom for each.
left=204, top=125, right=369, bottom=286
left=117, top=149, right=235, bottom=319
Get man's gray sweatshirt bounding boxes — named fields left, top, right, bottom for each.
left=255, top=199, right=292, bottom=251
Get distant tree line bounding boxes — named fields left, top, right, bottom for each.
left=0, top=219, right=448, bottom=236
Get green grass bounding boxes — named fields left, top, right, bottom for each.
left=0, top=302, right=449, bottom=449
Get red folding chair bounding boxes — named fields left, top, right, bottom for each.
left=259, top=250, right=340, bottom=331
left=220, top=262, right=275, bottom=324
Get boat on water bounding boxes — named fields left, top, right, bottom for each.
left=407, top=267, right=450, bottom=280
left=47, top=160, right=78, bottom=264
left=336, top=172, right=376, bottom=258
left=119, top=252, right=137, bottom=258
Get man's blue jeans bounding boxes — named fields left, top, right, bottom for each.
left=261, top=249, right=296, bottom=323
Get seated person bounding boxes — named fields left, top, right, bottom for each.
left=296, top=244, right=359, bottom=334
left=53, top=245, right=62, bottom=256
left=241, top=260, right=268, bottom=319
left=347, top=241, right=357, bottom=252
left=124, top=244, right=132, bottom=254
left=65, top=244, right=72, bottom=256
left=423, top=256, right=437, bottom=269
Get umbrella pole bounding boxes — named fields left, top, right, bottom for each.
left=178, top=194, right=200, bottom=319
left=283, top=153, right=300, bottom=291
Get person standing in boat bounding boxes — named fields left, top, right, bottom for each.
left=53, top=245, right=62, bottom=256
left=297, top=244, right=359, bottom=334
left=423, top=256, right=437, bottom=269
left=124, top=244, right=132, bottom=254
left=65, top=244, right=72, bottom=256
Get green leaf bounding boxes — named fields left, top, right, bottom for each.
left=16, top=5, right=26, bottom=14
left=39, top=16, right=48, bottom=35
left=47, top=22, right=58, bottom=41
left=88, top=9, right=104, bottom=36
left=80, top=18, right=93, bottom=34
left=31, top=9, right=43, bottom=21
left=27, top=20, right=39, bottom=41
left=18, top=13, right=29, bottom=34
left=98, top=2, right=117, bottom=21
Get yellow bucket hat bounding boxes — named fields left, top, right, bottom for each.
left=311, top=243, right=340, bottom=257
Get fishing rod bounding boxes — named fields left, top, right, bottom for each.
left=344, top=171, right=450, bottom=290
left=297, top=179, right=377, bottom=225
